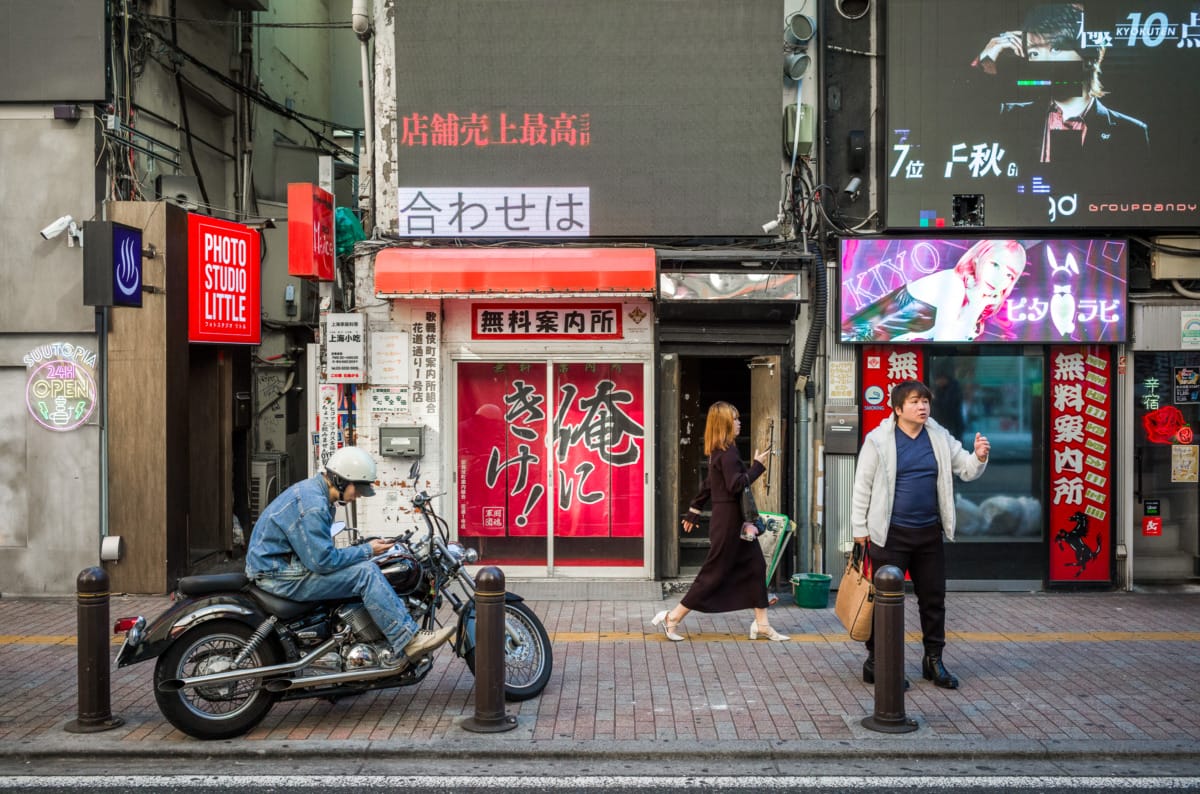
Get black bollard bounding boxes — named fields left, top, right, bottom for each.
left=462, top=566, right=517, bottom=733
left=861, top=564, right=918, bottom=734
left=65, top=567, right=124, bottom=733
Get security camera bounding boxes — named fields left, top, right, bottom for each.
left=842, top=177, right=863, bottom=198
left=40, top=215, right=76, bottom=240
left=761, top=218, right=781, bottom=234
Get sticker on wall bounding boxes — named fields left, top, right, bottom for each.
left=369, top=386, right=411, bottom=416
left=827, top=361, right=855, bottom=402
left=1175, top=367, right=1200, bottom=404
left=858, top=345, right=923, bottom=441
left=23, top=343, right=99, bottom=432
left=1183, top=311, right=1200, bottom=350
left=1172, top=445, right=1198, bottom=483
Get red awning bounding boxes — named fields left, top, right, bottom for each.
left=373, top=247, right=657, bottom=297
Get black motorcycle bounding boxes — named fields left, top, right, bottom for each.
left=114, top=480, right=553, bottom=740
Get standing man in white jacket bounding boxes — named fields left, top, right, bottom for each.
left=851, top=379, right=990, bottom=690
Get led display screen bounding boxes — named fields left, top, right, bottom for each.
left=839, top=238, right=1127, bottom=343
left=393, top=0, right=782, bottom=238
left=885, top=1, right=1200, bottom=230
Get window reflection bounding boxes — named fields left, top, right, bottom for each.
left=929, top=353, right=1045, bottom=541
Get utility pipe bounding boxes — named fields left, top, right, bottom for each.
left=352, top=0, right=374, bottom=234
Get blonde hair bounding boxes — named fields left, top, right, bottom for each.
left=703, top=401, right=738, bottom=456
left=953, top=239, right=1028, bottom=336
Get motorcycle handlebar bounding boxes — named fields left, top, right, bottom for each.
left=412, top=490, right=447, bottom=511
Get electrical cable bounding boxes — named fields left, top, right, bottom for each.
left=171, top=0, right=210, bottom=206
left=796, top=241, right=827, bottom=386
left=134, top=12, right=357, bottom=158
left=1132, top=236, right=1200, bottom=257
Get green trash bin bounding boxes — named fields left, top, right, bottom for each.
left=791, top=572, right=832, bottom=609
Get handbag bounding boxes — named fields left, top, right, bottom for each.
left=739, top=487, right=766, bottom=536
left=834, top=543, right=874, bottom=641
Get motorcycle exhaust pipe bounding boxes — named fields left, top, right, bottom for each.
left=262, top=659, right=420, bottom=693
left=157, top=637, right=339, bottom=693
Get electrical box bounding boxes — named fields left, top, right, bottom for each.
left=824, top=408, right=861, bottom=455
left=379, top=426, right=424, bottom=458
left=257, top=199, right=317, bottom=322
left=783, top=103, right=814, bottom=158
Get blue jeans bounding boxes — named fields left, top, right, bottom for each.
left=256, top=560, right=419, bottom=653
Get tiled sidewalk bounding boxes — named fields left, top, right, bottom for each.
left=1, top=591, right=1198, bottom=753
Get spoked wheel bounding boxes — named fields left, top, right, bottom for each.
left=465, top=601, right=553, bottom=701
left=153, top=619, right=280, bottom=740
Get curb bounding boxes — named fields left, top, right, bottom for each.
left=3, top=732, right=1199, bottom=763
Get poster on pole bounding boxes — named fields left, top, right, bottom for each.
left=325, top=313, right=365, bottom=383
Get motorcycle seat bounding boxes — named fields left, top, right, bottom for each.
left=249, top=586, right=316, bottom=621
left=178, top=573, right=249, bottom=595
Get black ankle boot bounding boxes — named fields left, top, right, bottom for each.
left=862, top=655, right=910, bottom=689
left=922, top=653, right=959, bottom=689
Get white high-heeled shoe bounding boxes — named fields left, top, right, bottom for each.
left=651, top=610, right=685, bottom=641
left=749, top=621, right=790, bottom=641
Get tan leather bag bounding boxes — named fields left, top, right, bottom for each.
left=835, top=545, right=874, bottom=642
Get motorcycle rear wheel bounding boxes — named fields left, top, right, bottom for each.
left=153, top=619, right=281, bottom=740
left=465, top=600, right=553, bottom=701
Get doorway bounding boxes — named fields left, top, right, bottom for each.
left=1131, top=351, right=1200, bottom=582
left=657, top=351, right=787, bottom=576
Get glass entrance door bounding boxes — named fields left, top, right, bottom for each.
left=928, top=351, right=1046, bottom=584
left=1132, top=352, right=1200, bottom=582
left=454, top=360, right=649, bottom=573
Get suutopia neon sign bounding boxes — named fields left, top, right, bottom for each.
left=24, top=343, right=99, bottom=432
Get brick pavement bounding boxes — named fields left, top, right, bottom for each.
left=0, top=591, right=1198, bottom=756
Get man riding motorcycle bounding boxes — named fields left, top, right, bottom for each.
left=244, top=446, right=455, bottom=668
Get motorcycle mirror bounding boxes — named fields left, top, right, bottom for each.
left=408, top=460, right=421, bottom=481
left=330, top=520, right=346, bottom=537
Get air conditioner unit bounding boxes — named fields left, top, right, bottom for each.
left=250, top=452, right=288, bottom=525
left=1150, top=237, right=1200, bottom=280
left=154, top=174, right=202, bottom=211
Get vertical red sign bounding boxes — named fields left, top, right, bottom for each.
left=287, top=183, right=335, bottom=281
left=1048, top=346, right=1112, bottom=584
left=859, top=345, right=924, bottom=442
left=187, top=214, right=261, bottom=344
left=552, top=363, right=645, bottom=541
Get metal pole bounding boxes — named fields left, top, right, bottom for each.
left=861, top=564, right=918, bottom=733
left=65, top=567, right=124, bottom=733
left=462, top=566, right=518, bottom=733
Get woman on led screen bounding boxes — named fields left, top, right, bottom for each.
left=842, top=239, right=1028, bottom=343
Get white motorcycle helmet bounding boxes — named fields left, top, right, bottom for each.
left=324, top=446, right=377, bottom=498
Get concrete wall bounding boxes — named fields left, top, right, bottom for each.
left=253, top=0, right=340, bottom=204
left=0, top=105, right=101, bottom=594
left=134, top=0, right=238, bottom=213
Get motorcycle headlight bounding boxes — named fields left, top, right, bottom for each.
left=445, top=542, right=479, bottom=565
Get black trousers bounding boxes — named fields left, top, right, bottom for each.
left=865, top=522, right=947, bottom=656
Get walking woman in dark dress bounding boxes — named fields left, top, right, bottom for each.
left=651, top=401, right=789, bottom=642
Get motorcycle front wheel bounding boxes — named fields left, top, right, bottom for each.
left=464, top=600, right=552, bottom=701
left=153, top=619, right=281, bottom=740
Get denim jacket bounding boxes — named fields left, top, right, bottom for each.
left=245, top=474, right=371, bottom=579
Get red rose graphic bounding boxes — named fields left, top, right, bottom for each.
left=1142, top=406, right=1188, bottom=445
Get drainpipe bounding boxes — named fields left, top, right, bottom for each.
left=352, top=0, right=374, bottom=234
left=794, top=241, right=827, bottom=573
left=98, top=307, right=110, bottom=556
